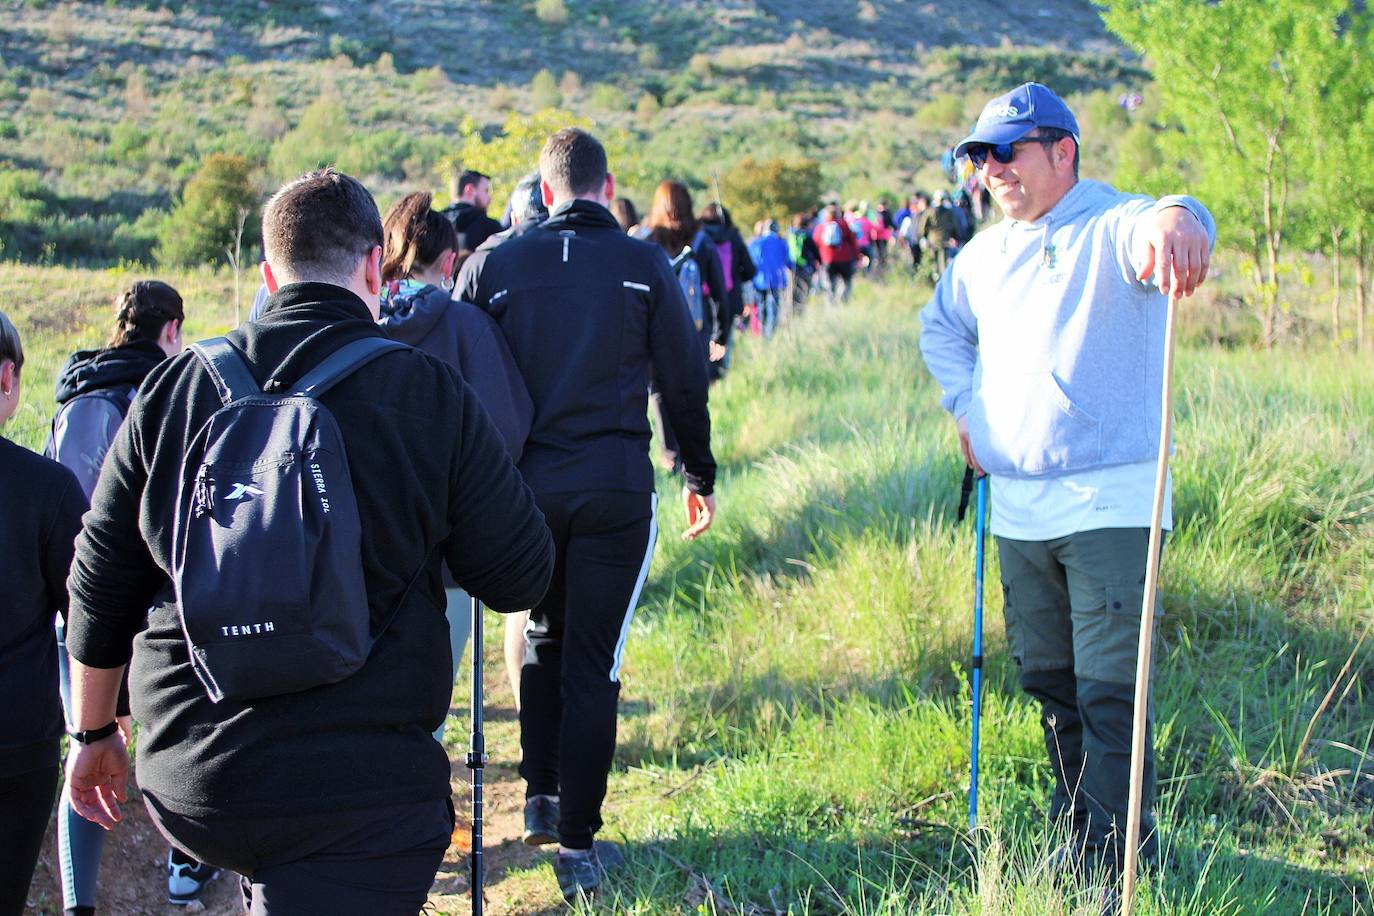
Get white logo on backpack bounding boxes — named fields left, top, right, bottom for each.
left=224, top=483, right=265, bottom=500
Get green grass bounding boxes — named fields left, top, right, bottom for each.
left=5, top=265, right=1372, bottom=913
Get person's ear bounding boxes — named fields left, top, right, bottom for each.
left=364, top=245, right=383, bottom=296
left=603, top=172, right=616, bottom=203
left=439, top=249, right=458, bottom=284
left=1, top=360, right=14, bottom=396
left=541, top=180, right=556, bottom=207
left=261, top=260, right=279, bottom=294
left=1054, top=137, right=1073, bottom=171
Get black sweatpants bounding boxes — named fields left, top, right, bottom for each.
left=0, top=763, right=59, bottom=916
left=519, top=490, right=658, bottom=850
left=143, top=791, right=453, bottom=916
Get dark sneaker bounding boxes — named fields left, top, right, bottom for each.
left=523, top=795, right=559, bottom=846
left=167, top=850, right=220, bottom=905
left=552, top=842, right=626, bottom=903
left=553, top=848, right=604, bottom=903
left=593, top=839, right=626, bottom=872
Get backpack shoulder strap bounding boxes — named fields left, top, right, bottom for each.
left=290, top=337, right=409, bottom=398
left=190, top=337, right=261, bottom=406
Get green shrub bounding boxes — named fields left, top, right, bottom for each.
left=156, top=153, right=259, bottom=267
left=535, top=0, right=568, bottom=26
left=530, top=68, right=561, bottom=109
left=338, top=129, right=414, bottom=181
left=914, top=92, right=968, bottom=131
left=267, top=97, right=347, bottom=180
left=589, top=83, right=629, bottom=113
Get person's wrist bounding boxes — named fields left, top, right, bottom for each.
left=69, top=721, right=120, bottom=745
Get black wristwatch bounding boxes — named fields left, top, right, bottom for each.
left=68, top=721, right=119, bottom=745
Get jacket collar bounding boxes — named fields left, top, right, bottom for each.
left=258, top=282, right=374, bottom=323
left=542, top=199, right=620, bottom=231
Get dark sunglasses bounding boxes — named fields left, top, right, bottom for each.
left=965, top=135, right=1059, bottom=169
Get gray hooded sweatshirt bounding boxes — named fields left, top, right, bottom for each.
left=919, top=179, right=1215, bottom=479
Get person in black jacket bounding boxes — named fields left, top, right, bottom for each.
left=62, top=168, right=554, bottom=916
left=461, top=128, right=717, bottom=902
left=441, top=169, right=503, bottom=263
left=642, top=179, right=726, bottom=473
left=0, top=309, right=89, bottom=916
left=378, top=190, right=534, bottom=741
left=452, top=170, right=551, bottom=715
left=697, top=202, right=756, bottom=377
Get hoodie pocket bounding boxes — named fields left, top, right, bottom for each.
left=975, top=371, right=1102, bottom=475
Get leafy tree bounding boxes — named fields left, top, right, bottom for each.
left=156, top=153, right=259, bottom=267
left=720, top=157, right=824, bottom=228
left=437, top=110, right=638, bottom=208
left=1100, top=0, right=1350, bottom=346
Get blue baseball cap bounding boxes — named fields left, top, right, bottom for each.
left=953, top=82, right=1080, bottom=159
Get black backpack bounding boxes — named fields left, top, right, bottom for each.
left=173, top=335, right=409, bottom=703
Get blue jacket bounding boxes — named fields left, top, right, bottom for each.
left=748, top=233, right=793, bottom=291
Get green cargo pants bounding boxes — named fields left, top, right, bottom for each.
left=997, top=527, right=1163, bottom=874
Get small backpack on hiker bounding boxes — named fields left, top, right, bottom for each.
left=671, top=246, right=706, bottom=332
left=45, top=385, right=137, bottom=498
left=821, top=221, right=843, bottom=248
left=172, top=335, right=414, bottom=703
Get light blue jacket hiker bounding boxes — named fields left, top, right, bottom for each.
left=919, top=179, right=1215, bottom=479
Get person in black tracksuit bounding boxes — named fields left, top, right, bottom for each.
left=62, top=170, right=553, bottom=915
left=0, top=309, right=89, bottom=916
left=460, top=128, right=717, bottom=901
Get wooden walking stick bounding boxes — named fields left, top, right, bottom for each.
left=1121, top=291, right=1179, bottom=915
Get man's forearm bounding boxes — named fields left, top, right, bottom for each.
left=71, top=659, right=127, bottom=731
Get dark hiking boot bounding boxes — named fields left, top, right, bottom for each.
left=593, top=839, right=626, bottom=872
left=523, top=794, right=559, bottom=846
left=553, top=842, right=624, bottom=903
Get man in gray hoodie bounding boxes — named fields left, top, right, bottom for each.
left=919, top=82, right=1214, bottom=881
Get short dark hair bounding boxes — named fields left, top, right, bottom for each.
left=539, top=128, right=608, bottom=199
left=458, top=170, right=489, bottom=195
left=262, top=168, right=383, bottom=285
left=1037, top=127, right=1080, bottom=177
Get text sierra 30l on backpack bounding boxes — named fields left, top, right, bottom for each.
left=172, top=335, right=410, bottom=703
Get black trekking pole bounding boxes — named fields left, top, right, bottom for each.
left=467, top=596, right=486, bottom=916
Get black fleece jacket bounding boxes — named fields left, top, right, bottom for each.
left=443, top=201, right=502, bottom=252
left=65, top=282, right=554, bottom=818
left=378, top=282, right=532, bottom=463
left=460, top=199, right=716, bottom=496
left=0, top=437, right=86, bottom=778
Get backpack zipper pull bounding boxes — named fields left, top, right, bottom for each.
left=192, top=470, right=212, bottom=519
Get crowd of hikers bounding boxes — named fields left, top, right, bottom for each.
left=1, top=81, right=1216, bottom=915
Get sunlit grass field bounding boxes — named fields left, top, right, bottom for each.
left=5, top=264, right=1371, bottom=914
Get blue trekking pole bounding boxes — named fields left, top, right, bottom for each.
left=467, top=596, right=486, bottom=916
left=969, top=472, right=988, bottom=831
